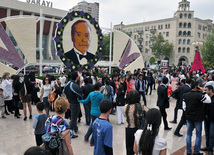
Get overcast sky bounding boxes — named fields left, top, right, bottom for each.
left=19, top=0, right=214, bottom=28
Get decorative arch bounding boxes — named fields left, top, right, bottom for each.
left=179, top=31, right=182, bottom=36
left=187, top=47, right=190, bottom=53
left=183, top=47, right=186, bottom=53
left=178, top=39, right=182, bottom=44
left=187, top=39, right=191, bottom=44
left=187, top=31, right=191, bottom=36
left=178, top=56, right=188, bottom=65
left=180, top=13, right=183, bottom=19
left=179, top=22, right=182, bottom=28
left=184, top=13, right=187, bottom=19
left=188, top=23, right=191, bottom=28
left=178, top=47, right=181, bottom=53
left=188, top=14, right=192, bottom=19
left=183, top=22, right=187, bottom=28
left=183, top=31, right=187, bottom=36
left=183, top=39, right=186, bottom=44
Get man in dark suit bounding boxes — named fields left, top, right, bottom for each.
left=157, top=77, right=171, bottom=130
left=65, top=20, right=95, bottom=65
left=136, top=74, right=147, bottom=106
left=173, top=78, right=192, bottom=137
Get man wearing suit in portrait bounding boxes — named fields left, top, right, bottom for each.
left=65, top=20, right=95, bottom=65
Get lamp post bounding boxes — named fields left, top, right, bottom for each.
left=192, top=41, right=203, bottom=52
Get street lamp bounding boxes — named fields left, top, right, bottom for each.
left=192, top=41, right=203, bottom=51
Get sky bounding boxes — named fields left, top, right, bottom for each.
left=19, top=0, right=214, bottom=28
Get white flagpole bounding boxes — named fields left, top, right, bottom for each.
left=109, top=22, right=112, bottom=74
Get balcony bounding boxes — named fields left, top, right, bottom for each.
left=138, top=37, right=143, bottom=43
left=150, top=29, right=156, bottom=34
left=137, top=30, right=143, bottom=34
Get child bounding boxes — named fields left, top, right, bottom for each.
left=32, top=102, right=47, bottom=146
left=92, top=99, right=113, bottom=155
left=0, top=88, right=6, bottom=119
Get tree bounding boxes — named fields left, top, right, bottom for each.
left=151, top=34, right=173, bottom=59
left=101, top=33, right=113, bottom=61
left=201, top=29, right=214, bottom=68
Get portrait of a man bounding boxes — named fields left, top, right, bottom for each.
left=65, top=20, right=95, bottom=65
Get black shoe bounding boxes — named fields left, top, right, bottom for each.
left=18, top=114, right=21, bottom=116
left=2, top=116, right=6, bottom=119
left=174, top=132, right=183, bottom=137
left=170, top=120, right=177, bottom=124
left=164, top=127, right=172, bottom=130
left=72, top=135, right=78, bottom=138
left=200, top=147, right=208, bottom=151
left=29, top=115, right=32, bottom=119
left=5, top=112, right=10, bottom=115
left=14, top=115, right=20, bottom=119
left=24, top=117, right=27, bottom=121
left=10, top=111, right=14, bottom=114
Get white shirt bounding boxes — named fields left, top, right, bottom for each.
left=74, top=47, right=88, bottom=65
left=2, top=79, right=13, bottom=101
left=59, top=76, right=66, bottom=87
left=135, top=129, right=167, bottom=155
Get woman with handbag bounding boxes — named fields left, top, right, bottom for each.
left=123, top=90, right=147, bottom=155
left=12, top=75, right=22, bottom=118
left=40, top=76, right=55, bottom=117
left=21, top=75, right=34, bottom=121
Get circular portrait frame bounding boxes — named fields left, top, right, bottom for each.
left=54, top=11, right=103, bottom=71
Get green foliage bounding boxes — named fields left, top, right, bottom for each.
left=201, top=29, right=214, bottom=68
left=151, top=35, right=174, bottom=59
left=101, top=33, right=113, bottom=61
left=149, top=57, right=156, bottom=64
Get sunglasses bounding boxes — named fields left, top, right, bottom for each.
left=45, top=79, right=49, bottom=81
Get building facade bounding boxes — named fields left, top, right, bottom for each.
left=114, top=0, right=213, bottom=66
left=69, top=0, right=99, bottom=23
left=0, top=0, right=68, bottom=64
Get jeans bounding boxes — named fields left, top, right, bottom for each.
left=204, top=116, right=214, bottom=153
left=138, top=91, right=147, bottom=106
left=70, top=104, right=80, bottom=132
left=146, top=83, right=153, bottom=95
left=186, top=120, right=202, bottom=154
left=83, top=104, right=91, bottom=125
left=84, top=115, right=98, bottom=145
left=116, top=106, right=124, bottom=124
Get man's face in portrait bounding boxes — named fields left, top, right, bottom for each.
left=72, top=22, right=90, bottom=55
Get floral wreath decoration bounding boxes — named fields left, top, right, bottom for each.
left=54, top=11, right=103, bottom=71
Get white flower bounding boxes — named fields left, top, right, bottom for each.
left=58, top=31, right=61, bottom=35
left=85, top=66, right=88, bottom=69
left=95, top=58, right=97, bottom=61
left=63, top=19, right=67, bottom=22
left=72, top=66, right=75, bottom=69
left=58, top=44, right=61, bottom=48
left=75, top=12, right=78, bottom=16
left=62, top=58, right=65, bottom=61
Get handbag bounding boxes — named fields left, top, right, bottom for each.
left=48, top=92, right=56, bottom=102
left=18, top=100, right=23, bottom=110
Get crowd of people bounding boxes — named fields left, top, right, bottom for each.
left=0, top=66, right=214, bottom=155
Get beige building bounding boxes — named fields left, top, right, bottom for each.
left=69, top=0, right=99, bottom=23
left=114, top=0, right=213, bottom=65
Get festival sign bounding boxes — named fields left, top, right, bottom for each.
left=54, top=11, right=103, bottom=71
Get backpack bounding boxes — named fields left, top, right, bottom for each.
left=102, top=86, right=108, bottom=96
left=137, top=103, right=147, bottom=129
left=42, top=119, right=69, bottom=155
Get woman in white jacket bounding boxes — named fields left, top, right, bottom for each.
left=1, top=72, right=13, bottom=115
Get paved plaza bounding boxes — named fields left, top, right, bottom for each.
left=0, top=89, right=208, bottom=155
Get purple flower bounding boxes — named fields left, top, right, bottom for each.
left=78, top=67, right=83, bottom=71
left=98, top=29, right=102, bottom=35
left=91, top=17, right=96, bottom=23
left=67, top=13, right=73, bottom=19
left=80, top=11, right=85, bottom=16
left=97, top=52, right=101, bottom=58
left=99, top=41, right=104, bottom=47
left=57, top=23, right=63, bottom=29
left=90, top=62, right=94, bottom=68
left=66, top=61, right=71, bottom=68
left=54, top=36, right=61, bottom=43
left=57, top=51, right=62, bottom=57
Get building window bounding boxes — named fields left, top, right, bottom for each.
left=146, top=41, right=148, bottom=46
left=198, top=25, right=202, bottom=30
left=161, top=25, right=163, bottom=29
left=183, top=23, right=187, bottom=28
left=183, top=47, right=185, bottom=53
left=166, top=32, right=169, bottom=37
left=188, top=14, right=192, bottom=19
left=165, top=24, right=167, bottom=29
left=198, top=32, right=200, bottom=38
left=178, top=47, right=181, bottom=53
left=168, top=24, right=170, bottom=29
left=187, top=39, right=191, bottom=44
left=146, top=34, right=148, bottom=39
left=179, top=22, right=182, bottom=28
left=183, top=39, right=186, bottom=44
left=179, top=31, right=182, bottom=36
left=180, top=13, right=183, bottom=19
left=187, top=47, right=190, bottom=53
left=134, top=35, right=136, bottom=39
left=184, top=13, right=187, bottom=19
left=183, top=31, right=187, bottom=36
left=179, top=39, right=182, bottom=44
left=159, top=32, right=162, bottom=35
left=166, top=40, right=169, bottom=44
left=188, top=23, right=191, bottom=28
left=187, top=31, right=191, bottom=36
left=203, top=26, right=206, bottom=31
left=145, top=48, right=149, bottom=53
left=203, top=34, right=205, bottom=39
left=158, top=25, right=160, bottom=29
